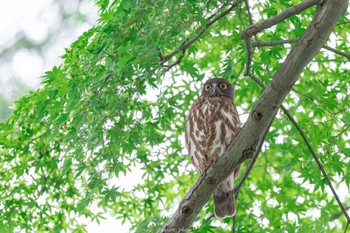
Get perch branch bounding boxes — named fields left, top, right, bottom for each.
left=158, top=1, right=348, bottom=232
left=233, top=117, right=271, bottom=197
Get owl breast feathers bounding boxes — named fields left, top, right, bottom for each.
left=185, top=78, right=240, bottom=218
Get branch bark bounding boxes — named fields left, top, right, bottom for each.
left=241, top=0, right=319, bottom=39
left=252, top=39, right=350, bottom=60
left=158, top=1, right=348, bottom=232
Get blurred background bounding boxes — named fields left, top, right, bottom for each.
left=0, top=0, right=133, bottom=232
left=0, top=0, right=97, bottom=121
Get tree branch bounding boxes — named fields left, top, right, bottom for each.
left=158, top=1, right=348, bottom=232
left=280, top=104, right=350, bottom=223
left=233, top=116, right=271, bottom=197
left=252, top=39, right=299, bottom=47
left=253, top=39, right=350, bottom=60
left=161, top=0, right=244, bottom=64
left=322, top=45, right=350, bottom=60
left=243, top=38, right=253, bottom=75
left=241, top=0, right=319, bottom=39
left=247, top=72, right=350, bottom=224
left=344, top=223, right=349, bottom=233
left=244, top=0, right=254, bottom=26
left=330, top=203, right=350, bottom=221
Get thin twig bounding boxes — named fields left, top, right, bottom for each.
left=232, top=66, right=243, bottom=90
left=206, top=1, right=228, bottom=22
left=253, top=39, right=350, bottom=60
left=344, top=222, right=349, bottom=233
left=244, top=0, right=254, bottom=26
left=161, top=0, right=244, bottom=62
left=247, top=72, right=350, bottom=223
left=330, top=203, right=350, bottom=221
left=204, top=213, right=214, bottom=221
left=323, top=45, right=350, bottom=60
left=280, top=105, right=350, bottom=222
left=328, top=124, right=350, bottom=146
left=165, top=51, right=186, bottom=71
left=232, top=214, right=236, bottom=233
left=241, top=0, right=319, bottom=38
left=337, top=21, right=350, bottom=26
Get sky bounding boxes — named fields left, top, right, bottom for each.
left=0, top=0, right=132, bottom=232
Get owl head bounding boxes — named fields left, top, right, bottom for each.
left=201, top=78, right=234, bottom=100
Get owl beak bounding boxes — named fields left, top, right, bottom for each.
left=209, top=83, right=219, bottom=96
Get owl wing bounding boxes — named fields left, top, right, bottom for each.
left=185, top=96, right=209, bottom=173
left=212, top=100, right=240, bottom=218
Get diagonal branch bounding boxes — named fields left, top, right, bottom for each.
left=280, top=104, right=350, bottom=223
left=233, top=118, right=271, bottom=197
left=241, top=0, right=319, bottom=39
left=158, top=1, right=348, bottom=232
left=246, top=72, right=350, bottom=223
left=231, top=117, right=273, bottom=232
left=160, top=0, right=244, bottom=65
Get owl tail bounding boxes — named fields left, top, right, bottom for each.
left=213, top=185, right=235, bottom=218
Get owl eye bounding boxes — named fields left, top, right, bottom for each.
left=205, top=84, right=212, bottom=91
left=220, top=83, right=227, bottom=89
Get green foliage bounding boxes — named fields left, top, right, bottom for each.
left=0, top=0, right=349, bottom=232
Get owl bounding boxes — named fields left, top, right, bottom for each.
left=185, top=78, right=241, bottom=218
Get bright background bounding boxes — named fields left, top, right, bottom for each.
left=0, top=0, right=132, bottom=232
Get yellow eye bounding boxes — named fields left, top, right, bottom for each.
left=220, top=83, right=227, bottom=89
left=205, top=84, right=212, bottom=91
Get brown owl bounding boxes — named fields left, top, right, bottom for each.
left=185, top=78, right=241, bottom=218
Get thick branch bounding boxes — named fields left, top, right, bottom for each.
left=233, top=118, right=271, bottom=197
left=241, top=0, right=319, bottom=38
left=158, top=1, right=348, bottom=232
